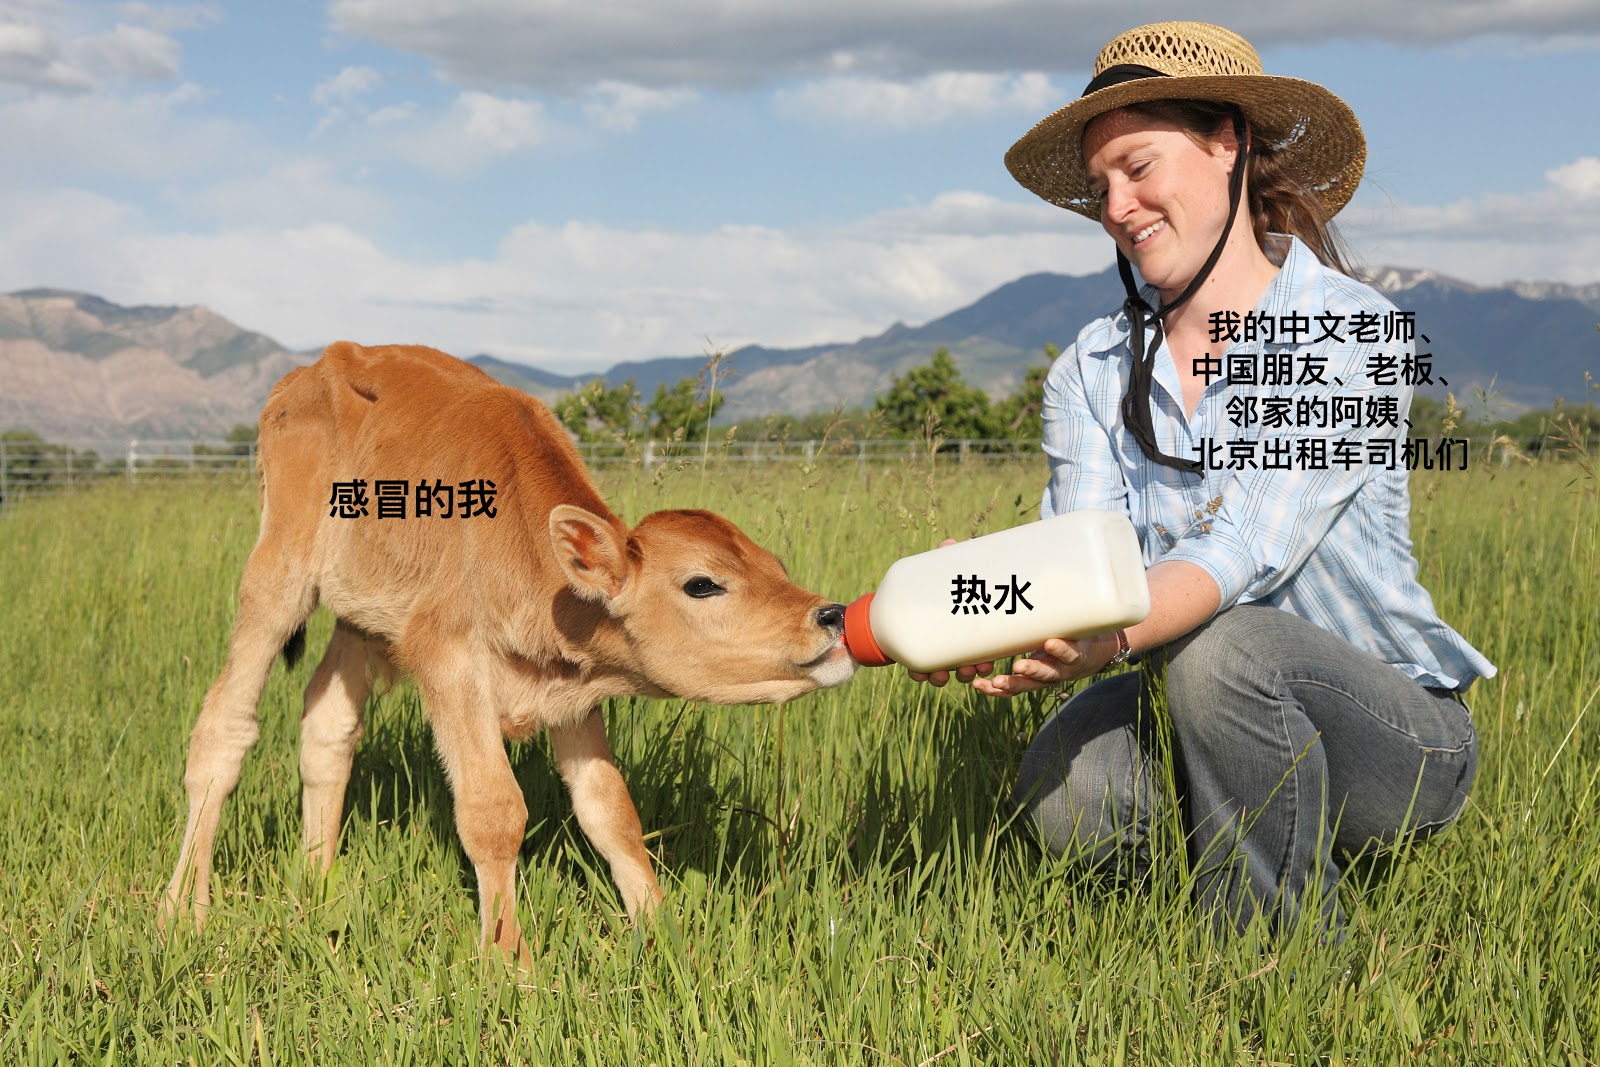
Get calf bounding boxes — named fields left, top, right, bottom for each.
left=159, top=341, right=855, bottom=961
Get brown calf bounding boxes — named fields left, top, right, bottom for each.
left=159, top=341, right=855, bottom=961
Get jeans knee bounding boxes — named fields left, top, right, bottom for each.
left=1162, top=606, right=1290, bottom=720
left=1013, top=747, right=1106, bottom=862
left=1013, top=683, right=1156, bottom=872
left=1013, top=739, right=1079, bottom=854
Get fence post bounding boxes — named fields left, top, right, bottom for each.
left=127, top=441, right=136, bottom=483
left=1, top=437, right=7, bottom=512
left=67, top=447, right=73, bottom=492
left=643, top=440, right=655, bottom=469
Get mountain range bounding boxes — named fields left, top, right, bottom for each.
left=4, top=266, right=1596, bottom=446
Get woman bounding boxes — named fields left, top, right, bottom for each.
left=918, top=21, right=1493, bottom=937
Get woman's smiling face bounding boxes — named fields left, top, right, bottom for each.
left=1083, top=107, right=1238, bottom=298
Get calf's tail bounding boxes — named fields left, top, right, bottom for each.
left=282, top=624, right=307, bottom=670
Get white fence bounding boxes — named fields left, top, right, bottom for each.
left=0, top=436, right=1043, bottom=514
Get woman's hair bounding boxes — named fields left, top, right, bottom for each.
left=1119, top=99, right=1357, bottom=278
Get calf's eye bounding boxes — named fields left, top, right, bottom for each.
left=683, top=576, right=725, bottom=599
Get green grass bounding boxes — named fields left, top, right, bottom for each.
left=1, top=454, right=1596, bottom=1064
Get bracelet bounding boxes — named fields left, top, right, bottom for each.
left=1103, top=629, right=1132, bottom=671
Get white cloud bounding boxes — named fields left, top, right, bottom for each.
left=0, top=186, right=145, bottom=290
left=186, top=158, right=389, bottom=229
left=0, top=81, right=247, bottom=182
left=0, top=184, right=1114, bottom=370
left=581, top=80, right=695, bottom=132
left=313, top=64, right=382, bottom=108
left=454, top=90, right=544, bottom=155
left=312, top=89, right=551, bottom=176
left=859, top=190, right=1077, bottom=239
left=115, top=3, right=222, bottom=35
left=365, top=101, right=415, bottom=126
left=776, top=71, right=1060, bottom=128
left=1343, top=155, right=1600, bottom=283
left=0, top=5, right=189, bottom=90
left=327, top=0, right=1600, bottom=92
left=311, top=64, right=385, bottom=136
left=0, top=15, right=97, bottom=90
left=314, top=79, right=681, bottom=164
left=2, top=164, right=1594, bottom=381
left=1548, top=156, right=1600, bottom=198
left=69, top=21, right=180, bottom=80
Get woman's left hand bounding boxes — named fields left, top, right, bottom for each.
left=972, top=633, right=1120, bottom=698
left=907, top=661, right=995, bottom=687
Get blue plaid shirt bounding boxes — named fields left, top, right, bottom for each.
left=1040, top=236, right=1494, bottom=692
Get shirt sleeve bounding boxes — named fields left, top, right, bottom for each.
left=1161, top=330, right=1414, bottom=610
left=1040, top=344, right=1130, bottom=520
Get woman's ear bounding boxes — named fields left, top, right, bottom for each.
left=1211, top=121, right=1241, bottom=171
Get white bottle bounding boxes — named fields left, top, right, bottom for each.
left=842, top=509, right=1150, bottom=672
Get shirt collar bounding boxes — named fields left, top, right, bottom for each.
left=1252, top=235, right=1323, bottom=331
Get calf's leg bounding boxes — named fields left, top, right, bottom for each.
left=161, top=550, right=312, bottom=930
left=549, top=706, right=664, bottom=919
left=300, top=622, right=392, bottom=870
left=418, top=660, right=529, bottom=964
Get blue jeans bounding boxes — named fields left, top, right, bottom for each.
left=1012, top=605, right=1478, bottom=936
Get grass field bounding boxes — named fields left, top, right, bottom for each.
left=1, top=451, right=1596, bottom=1064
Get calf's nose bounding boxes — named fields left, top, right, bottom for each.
left=815, top=603, right=846, bottom=633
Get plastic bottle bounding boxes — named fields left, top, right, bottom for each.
left=842, top=509, right=1150, bottom=672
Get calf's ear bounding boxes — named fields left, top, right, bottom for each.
left=549, top=505, right=632, bottom=604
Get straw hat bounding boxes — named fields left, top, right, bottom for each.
left=1005, top=21, right=1366, bottom=221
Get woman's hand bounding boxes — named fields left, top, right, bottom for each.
left=899, top=536, right=1124, bottom=694
left=907, top=661, right=996, bottom=688
left=972, top=632, right=1121, bottom=698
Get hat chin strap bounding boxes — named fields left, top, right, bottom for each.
left=1118, top=110, right=1250, bottom=476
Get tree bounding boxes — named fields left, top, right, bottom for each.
left=995, top=343, right=1060, bottom=441
left=873, top=348, right=1002, bottom=440
left=226, top=423, right=258, bottom=452
left=552, top=379, right=645, bottom=442
left=737, top=407, right=876, bottom=442
left=648, top=376, right=726, bottom=442
left=197, top=423, right=260, bottom=458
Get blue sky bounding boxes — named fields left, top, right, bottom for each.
left=2, top=1, right=1597, bottom=374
